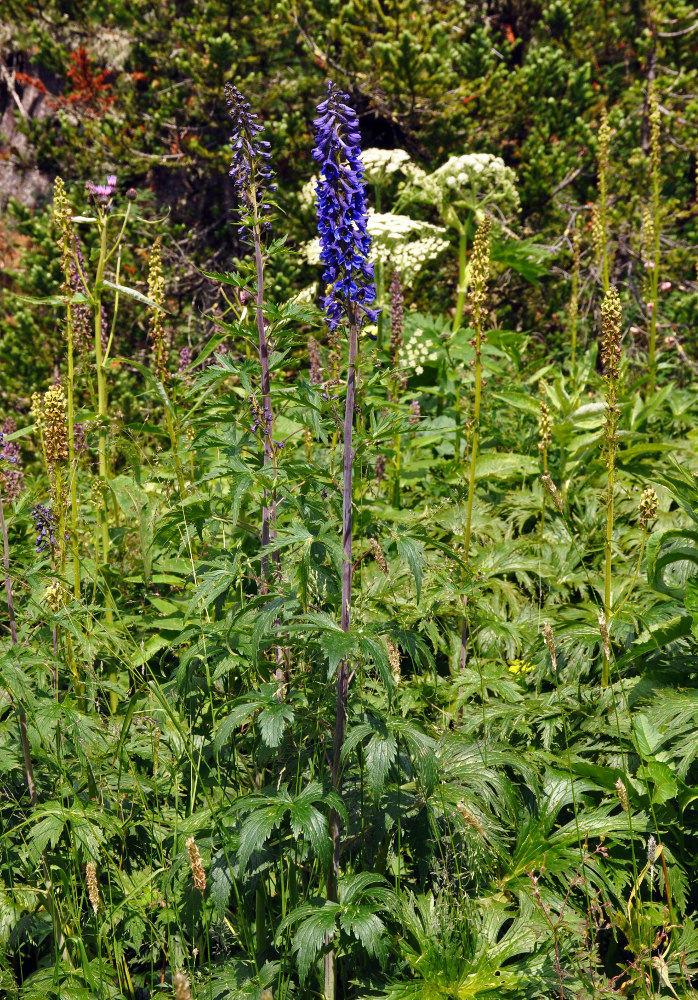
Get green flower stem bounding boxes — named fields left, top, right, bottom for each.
left=599, top=169, right=609, bottom=295
left=611, top=529, right=647, bottom=620
left=452, top=230, right=467, bottom=333
left=601, top=451, right=615, bottom=689
left=392, top=430, right=401, bottom=508
left=463, top=338, right=482, bottom=566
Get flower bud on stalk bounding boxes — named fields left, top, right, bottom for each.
left=600, top=287, right=623, bottom=687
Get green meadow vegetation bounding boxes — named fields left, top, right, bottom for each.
left=1, top=2, right=698, bottom=998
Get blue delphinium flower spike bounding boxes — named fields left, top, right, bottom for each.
left=312, top=82, right=376, bottom=331
left=32, top=504, right=57, bottom=553
left=224, top=84, right=274, bottom=226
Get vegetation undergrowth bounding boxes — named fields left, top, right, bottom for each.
left=1, top=3, right=698, bottom=999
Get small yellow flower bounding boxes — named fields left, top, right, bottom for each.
left=507, top=658, right=534, bottom=676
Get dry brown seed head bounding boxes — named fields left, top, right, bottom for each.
left=542, top=622, right=557, bottom=670
left=173, top=971, right=191, bottom=1000
left=368, top=537, right=389, bottom=575
left=86, top=860, right=100, bottom=915
left=615, top=777, right=629, bottom=812
left=386, top=638, right=400, bottom=684
left=186, top=837, right=206, bottom=892
left=541, top=473, right=563, bottom=514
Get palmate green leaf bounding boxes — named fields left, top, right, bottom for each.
left=491, top=391, right=541, bottom=417
left=27, top=812, right=65, bottom=861
left=279, top=900, right=340, bottom=981
left=237, top=795, right=290, bottom=874
left=236, top=783, right=330, bottom=874
left=289, top=798, right=330, bottom=868
left=365, top=728, right=397, bottom=799
left=338, top=905, right=388, bottom=962
left=210, top=851, right=234, bottom=920
left=396, top=536, right=425, bottom=602
left=258, top=699, right=295, bottom=748
left=633, top=713, right=663, bottom=758
left=185, top=555, right=239, bottom=619
left=474, top=453, right=539, bottom=481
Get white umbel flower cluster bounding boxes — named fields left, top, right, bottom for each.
left=303, top=211, right=449, bottom=281
left=403, top=326, right=440, bottom=375
left=406, top=153, right=520, bottom=223
left=360, top=147, right=414, bottom=185
left=300, top=149, right=413, bottom=212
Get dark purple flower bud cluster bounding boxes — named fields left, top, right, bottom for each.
left=86, top=174, right=117, bottom=203
left=70, top=236, right=107, bottom=352
left=312, top=82, right=376, bottom=331
left=0, top=420, right=24, bottom=501
left=73, top=421, right=87, bottom=457
left=225, top=85, right=274, bottom=224
left=308, top=336, right=323, bottom=385
left=33, top=504, right=57, bottom=553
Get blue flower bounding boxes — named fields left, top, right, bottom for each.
left=313, top=82, right=376, bottom=330
left=225, top=84, right=274, bottom=225
left=32, top=504, right=57, bottom=553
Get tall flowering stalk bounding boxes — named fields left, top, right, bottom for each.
left=463, top=217, right=491, bottom=565
left=389, top=270, right=406, bottom=506
left=225, top=84, right=276, bottom=583
left=313, top=80, right=376, bottom=1000
left=53, top=178, right=81, bottom=599
left=647, top=85, right=661, bottom=394
left=600, top=287, right=622, bottom=687
left=569, top=222, right=581, bottom=365
left=596, top=110, right=611, bottom=293
left=85, top=173, right=128, bottom=712
left=147, top=238, right=185, bottom=493
left=459, top=217, right=491, bottom=673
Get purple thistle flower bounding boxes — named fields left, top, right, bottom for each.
left=224, top=84, right=274, bottom=225
left=32, top=504, right=57, bottom=553
left=86, top=174, right=117, bottom=203
left=312, top=82, right=376, bottom=331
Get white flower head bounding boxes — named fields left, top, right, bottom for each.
left=361, top=148, right=413, bottom=185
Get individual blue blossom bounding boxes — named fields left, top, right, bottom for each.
left=32, top=504, right=57, bottom=553
left=312, top=81, right=376, bottom=331
left=224, top=84, right=274, bottom=223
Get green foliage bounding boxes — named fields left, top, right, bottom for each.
left=1, top=2, right=698, bottom=998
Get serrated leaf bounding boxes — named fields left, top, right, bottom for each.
left=633, top=714, right=662, bottom=758
left=397, top=536, right=425, bottom=602
left=258, top=700, right=294, bottom=748
left=365, top=729, right=397, bottom=799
